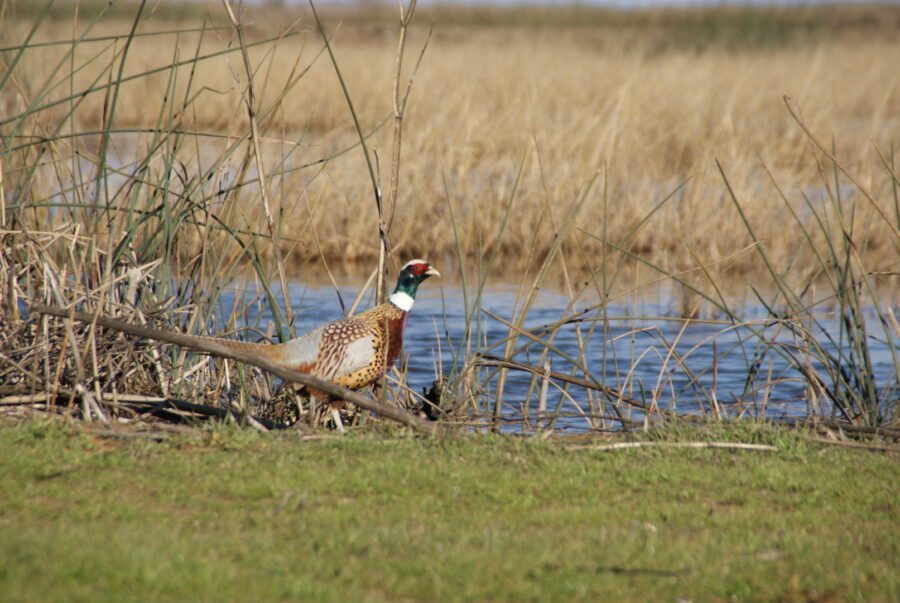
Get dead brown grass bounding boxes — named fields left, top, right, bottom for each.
left=3, top=5, right=899, bottom=283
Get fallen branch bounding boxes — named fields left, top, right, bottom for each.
left=565, top=441, right=778, bottom=452
left=33, top=305, right=442, bottom=436
left=781, top=417, right=900, bottom=441
left=807, top=437, right=900, bottom=453
left=0, top=387, right=280, bottom=429
left=1, top=393, right=55, bottom=405
left=86, top=429, right=171, bottom=442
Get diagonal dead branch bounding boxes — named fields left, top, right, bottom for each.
left=34, top=304, right=442, bottom=436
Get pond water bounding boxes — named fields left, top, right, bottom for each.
left=228, top=281, right=898, bottom=432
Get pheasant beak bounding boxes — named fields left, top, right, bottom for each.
left=425, top=265, right=441, bottom=278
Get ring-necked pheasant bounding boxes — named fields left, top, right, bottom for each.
left=208, top=259, right=440, bottom=428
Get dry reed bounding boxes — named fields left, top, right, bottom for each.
left=3, top=4, right=898, bottom=282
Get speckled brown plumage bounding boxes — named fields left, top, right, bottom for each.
left=304, top=302, right=409, bottom=397
left=200, top=302, right=407, bottom=399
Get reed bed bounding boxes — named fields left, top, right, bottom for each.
left=3, top=3, right=899, bottom=276
left=0, top=1, right=897, bottom=438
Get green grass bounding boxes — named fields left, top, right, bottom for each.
left=0, top=422, right=897, bottom=602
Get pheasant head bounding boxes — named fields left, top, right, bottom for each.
left=389, top=259, right=440, bottom=311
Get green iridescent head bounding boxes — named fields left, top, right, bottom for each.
left=389, top=259, right=440, bottom=310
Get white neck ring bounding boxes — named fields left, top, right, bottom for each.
left=389, top=291, right=414, bottom=312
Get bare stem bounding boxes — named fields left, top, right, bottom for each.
left=382, top=0, right=431, bottom=302
left=222, top=0, right=294, bottom=335
left=307, top=0, right=391, bottom=303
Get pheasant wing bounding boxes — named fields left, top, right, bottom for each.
left=314, top=318, right=378, bottom=381
left=267, top=316, right=380, bottom=390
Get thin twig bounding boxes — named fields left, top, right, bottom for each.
left=307, top=0, right=391, bottom=302
left=303, top=191, right=346, bottom=316
left=383, top=2, right=432, bottom=299
left=222, top=0, right=294, bottom=334
left=478, top=355, right=653, bottom=415
left=784, top=96, right=899, bottom=240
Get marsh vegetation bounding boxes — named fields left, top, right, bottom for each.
left=0, top=1, right=897, bottom=434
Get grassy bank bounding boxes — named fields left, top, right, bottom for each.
left=0, top=421, right=897, bottom=601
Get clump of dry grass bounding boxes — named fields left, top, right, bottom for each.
left=0, top=228, right=281, bottom=426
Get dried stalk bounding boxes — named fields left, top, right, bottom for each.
left=0, top=157, right=5, bottom=227
left=537, top=358, right=550, bottom=430
left=221, top=0, right=294, bottom=332
left=783, top=95, right=899, bottom=240
left=381, top=0, right=431, bottom=301
left=477, top=355, right=652, bottom=416
left=307, top=1, right=390, bottom=303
